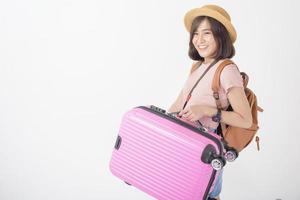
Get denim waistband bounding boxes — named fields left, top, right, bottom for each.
left=207, top=128, right=218, bottom=134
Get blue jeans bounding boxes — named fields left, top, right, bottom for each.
left=208, top=169, right=223, bottom=198
left=207, top=127, right=223, bottom=199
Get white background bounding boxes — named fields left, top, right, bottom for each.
left=0, top=0, right=299, bottom=199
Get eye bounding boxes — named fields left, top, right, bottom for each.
left=204, top=31, right=211, bottom=35
left=193, top=32, right=199, bottom=36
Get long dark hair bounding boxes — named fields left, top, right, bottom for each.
left=188, top=16, right=235, bottom=61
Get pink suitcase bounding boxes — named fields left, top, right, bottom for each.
left=109, top=105, right=237, bottom=200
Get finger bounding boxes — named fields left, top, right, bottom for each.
left=187, top=113, right=195, bottom=121
left=179, top=109, right=186, bottom=116
left=178, top=110, right=182, bottom=116
left=182, top=111, right=191, bottom=118
left=179, top=108, right=188, bottom=116
left=190, top=116, right=197, bottom=122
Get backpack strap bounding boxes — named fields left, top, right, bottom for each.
left=257, top=106, right=264, bottom=112
left=211, top=59, right=236, bottom=109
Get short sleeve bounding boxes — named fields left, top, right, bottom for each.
left=220, top=64, right=243, bottom=94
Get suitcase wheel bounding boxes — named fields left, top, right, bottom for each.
left=224, top=149, right=238, bottom=162
left=221, top=139, right=239, bottom=162
left=211, top=157, right=226, bottom=170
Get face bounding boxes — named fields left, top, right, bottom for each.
left=192, top=19, right=218, bottom=60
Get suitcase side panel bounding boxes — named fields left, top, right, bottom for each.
left=110, top=108, right=221, bottom=200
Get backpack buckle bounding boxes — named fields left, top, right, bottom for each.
left=213, top=92, right=219, bottom=100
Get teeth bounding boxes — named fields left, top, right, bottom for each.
left=197, top=46, right=207, bottom=49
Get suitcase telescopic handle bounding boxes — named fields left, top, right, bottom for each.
left=150, top=105, right=166, bottom=114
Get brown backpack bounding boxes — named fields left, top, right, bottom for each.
left=191, top=59, right=263, bottom=152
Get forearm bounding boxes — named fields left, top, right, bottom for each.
left=167, top=102, right=181, bottom=113
left=206, top=107, right=252, bottom=129
left=221, top=110, right=252, bottom=128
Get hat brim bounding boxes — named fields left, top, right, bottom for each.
left=184, top=7, right=237, bottom=43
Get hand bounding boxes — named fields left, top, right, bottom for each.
left=178, top=105, right=216, bottom=122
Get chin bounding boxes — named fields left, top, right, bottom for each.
left=198, top=52, right=209, bottom=58
left=198, top=51, right=214, bottom=59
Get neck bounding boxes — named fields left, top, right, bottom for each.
left=203, top=57, right=215, bottom=65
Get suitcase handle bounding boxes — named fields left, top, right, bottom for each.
left=150, top=105, right=166, bottom=114
left=114, top=135, right=122, bottom=150
left=167, top=111, right=207, bottom=132
left=150, top=105, right=208, bottom=133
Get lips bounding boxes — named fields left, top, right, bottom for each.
left=197, top=45, right=207, bottom=49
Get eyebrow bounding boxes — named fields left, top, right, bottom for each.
left=197, top=28, right=212, bottom=32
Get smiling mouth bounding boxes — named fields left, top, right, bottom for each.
left=197, top=45, right=208, bottom=49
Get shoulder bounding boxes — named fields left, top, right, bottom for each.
left=213, top=59, right=240, bottom=79
left=190, top=61, right=202, bottom=74
left=217, top=59, right=239, bottom=75
left=218, top=59, right=238, bottom=69
left=219, top=60, right=243, bottom=92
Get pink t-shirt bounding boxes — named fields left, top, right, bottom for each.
left=179, top=60, right=243, bottom=130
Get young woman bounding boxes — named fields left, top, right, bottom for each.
left=168, top=5, right=252, bottom=200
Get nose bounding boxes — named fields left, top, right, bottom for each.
left=194, top=34, right=205, bottom=45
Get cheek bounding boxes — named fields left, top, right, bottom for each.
left=210, top=43, right=217, bottom=51
left=192, top=37, right=197, bottom=45
left=208, top=39, right=217, bottom=50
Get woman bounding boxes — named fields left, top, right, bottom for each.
left=168, top=5, right=252, bottom=200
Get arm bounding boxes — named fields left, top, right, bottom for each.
left=179, top=87, right=252, bottom=129
left=218, top=87, right=252, bottom=128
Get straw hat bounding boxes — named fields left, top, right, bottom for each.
left=184, top=5, right=237, bottom=43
